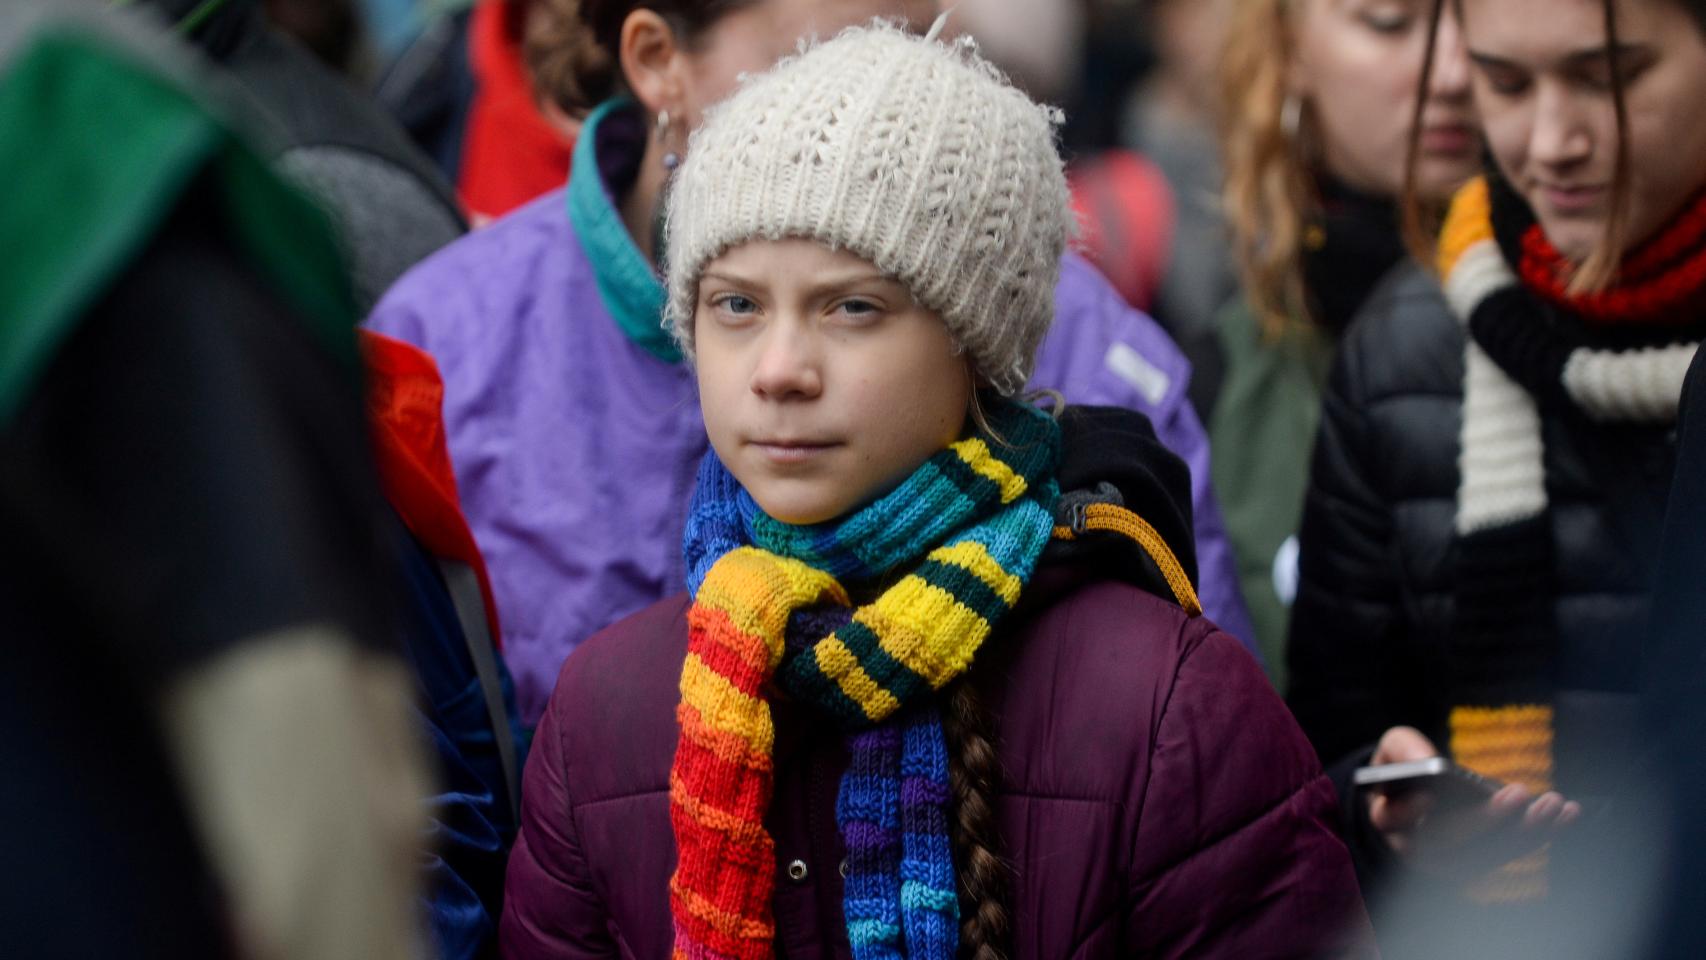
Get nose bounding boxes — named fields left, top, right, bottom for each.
left=1428, top=10, right=1471, bottom=103
left=1528, top=82, right=1594, bottom=171
left=748, top=321, right=823, bottom=400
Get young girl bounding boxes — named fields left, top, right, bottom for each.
left=1288, top=0, right=1706, bottom=923
left=1212, top=0, right=1480, bottom=682
left=501, top=21, right=1370, bottom=959
left=365, top=0, right=1255, bottom=726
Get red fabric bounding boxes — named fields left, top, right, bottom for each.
left=1067, top=150, right=1176, bottom=313
left=1520, top=188, right=1706, bottom=327
left=360, top=330, right=504, bottom=648
left=458, top=0, right=575, bottom=222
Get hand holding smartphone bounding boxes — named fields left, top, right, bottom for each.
left=1353, top=756, right=1504, bottom=810
left=1356, top=729, right=1582, bottom=878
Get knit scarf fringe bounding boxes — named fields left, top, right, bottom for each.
left=669, top=399, right=1060, bottom=960
left=1437, top=177, right=1705, bottom=902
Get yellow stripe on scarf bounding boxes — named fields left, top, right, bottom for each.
left=812, top=635, right=902, bottom=722
left=1439, top=176, right=1495, bottom=279
left=696, top=547, right=846, bottom=668
left=931, top=539, right=1026, bottom=605
left=855, top=599, right=986, bottom=692
left=679, top=654, right=775, bottom=754
left=1451, top=703, right=1555, bottom=904
left=1450, top=703, right=1554, bottom=793
left=955, top=437, right=1030, bottom=504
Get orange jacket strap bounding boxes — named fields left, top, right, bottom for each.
left=1053, top=502, right=1202, bottom=616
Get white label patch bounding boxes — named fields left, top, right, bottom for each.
left=1104, top=341, right=1171, bottom=406
left=1272, top=535, right=1301, bottom=607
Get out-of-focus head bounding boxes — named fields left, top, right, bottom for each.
left=946, top=0, right=1084, bottom=104
left=525, top=0, right=936, bottom=134
left=1220, top=0, right=1479, bottom=329
left=1150, top=0, right=1233, bottom=114
left=667, top=21, right=1070, bottom=523
left=1452, top=0, right=1706, bottom=285
left=1290, top=0, right=1479, bottom=198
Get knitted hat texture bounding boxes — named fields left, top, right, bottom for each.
left=663, top=18, right=1071, bottom=395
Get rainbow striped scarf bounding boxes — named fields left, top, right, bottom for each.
left=671, top=399, right=1060, bottom=960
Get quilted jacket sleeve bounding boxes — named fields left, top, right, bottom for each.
left=499, top=687, right=617, bottom=959
left=1284, top=299, right=1413, bottom=770
left=1125, top=624, right=1376, bottom=958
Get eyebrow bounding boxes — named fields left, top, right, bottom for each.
left=1468, top=43, right=1654, bottom=72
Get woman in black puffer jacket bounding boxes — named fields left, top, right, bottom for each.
left=1288, top=0, right=1706, bottom=931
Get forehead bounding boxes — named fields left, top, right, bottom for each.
left=1458, top=0, right=1672, bottom=55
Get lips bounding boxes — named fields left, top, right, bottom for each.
left=1538, top=183, right=1607, bottom=214
left=1420, top=123, right=1477, bottom=155
left=748, top=438, right=841, bottom=465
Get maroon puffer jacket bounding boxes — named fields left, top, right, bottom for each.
left=500, top=559, right=1375, bottom=958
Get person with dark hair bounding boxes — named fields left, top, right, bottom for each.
left=368, top=0, right=1256, bottom=728
left=1287, top=0, right=1706, bottom=943
left=140, top=0, right=467, bottom=313
left=499, top=22, right=1372, bottom=958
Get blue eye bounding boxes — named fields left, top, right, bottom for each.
left=715, top=294, right=758, bottom=315
left=836, top=299, right=881, bottom=319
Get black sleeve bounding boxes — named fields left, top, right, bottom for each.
left=0, top=175, right=402, bottom=691
left=1285, top=311, right=1412, bottom=770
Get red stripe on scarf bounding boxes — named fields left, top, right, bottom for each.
left=1519, top=188, right=1706, bottom=326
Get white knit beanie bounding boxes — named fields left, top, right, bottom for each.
left=663, top=16, right=1071, bottom=395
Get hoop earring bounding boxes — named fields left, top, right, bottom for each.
left=1280, top=93, right=1304, bottom=142
left=657, top=109, right=681, bottom=172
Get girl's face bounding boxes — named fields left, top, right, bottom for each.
left=672, top=0, right=938, bottom=136
left=1461, top=0, right=1706, bottom=260
left=1292, top=0, right=1480, bottom=199
left=694, top=240, right=972, bottom=526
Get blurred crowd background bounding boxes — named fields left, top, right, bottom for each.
left=7, top=0, right=1706, bottom=957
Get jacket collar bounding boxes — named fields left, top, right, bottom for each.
left=566, top=98, right=682, bottom=363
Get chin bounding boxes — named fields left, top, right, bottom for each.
left=1537, top=221, right=1599, bottom=263
left=748, top=487, right=848, bottom=526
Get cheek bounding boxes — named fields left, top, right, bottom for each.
left=1478, top=108, right=1531, bottom=179
left=693, top=341, right=747, bottom=432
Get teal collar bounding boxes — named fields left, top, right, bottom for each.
left=566, top=98, right=681, bottom=363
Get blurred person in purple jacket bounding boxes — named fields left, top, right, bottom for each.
left=499, top=21, right=1369, bottom=956
left=367, top=0, right=1255, bottom=724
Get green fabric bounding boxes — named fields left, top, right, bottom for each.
left=566, top=98, right=682, bottom=364
left=1208, top=301, right=1336, bottom=690
left=0, top=25, right=355, bottom=426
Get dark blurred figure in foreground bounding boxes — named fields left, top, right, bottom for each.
left=144, top=0, right=466, bottom=313
left=1642, top=350, right=1706, bottom=957
left=0, top=3, right=426, bottom=957
left=372, top=0, right=478, bottom=185
left=264, top=0, right=368, bottom=76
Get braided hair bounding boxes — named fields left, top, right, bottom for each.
left=942, top=678, right=1011, bottom=960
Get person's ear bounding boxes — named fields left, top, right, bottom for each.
left=618, top=9, right=688, bottom=118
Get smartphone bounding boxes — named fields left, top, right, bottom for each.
left=1352, top=757, right=1504, bottom=808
